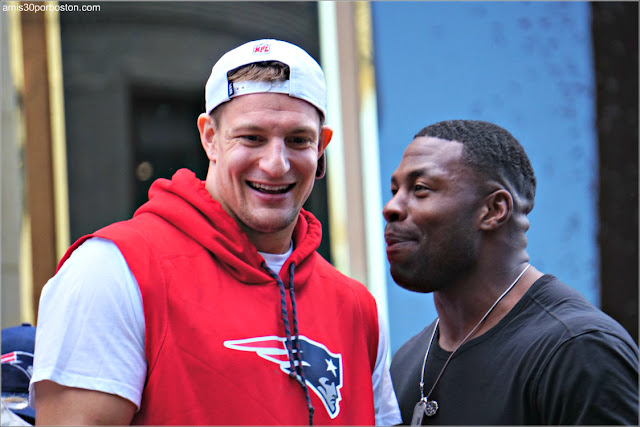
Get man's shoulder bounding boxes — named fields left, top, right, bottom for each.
left=391, top=322, right=437, bottom=367
left=93, top=212, right=202, bottom=258
left=311, top=253, right=367, bottom=288
left=96, top=212, right=173, bottom=239
left=309, top=253, right=379, bottom=310
left=524, top=274, right=637, bottom=349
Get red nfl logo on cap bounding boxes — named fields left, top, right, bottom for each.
left=253, top=43, right=270, bottom=54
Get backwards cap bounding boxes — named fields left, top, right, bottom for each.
left=204, top=39, right=327, bottom=119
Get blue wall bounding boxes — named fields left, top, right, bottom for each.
left=371, top=2, right=598, bottom=354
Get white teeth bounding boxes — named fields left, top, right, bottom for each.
left=250, top=182, right=290, bottom=191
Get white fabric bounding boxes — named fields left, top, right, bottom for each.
left=1, top=400, right=32, bottom=426
left=257, top=242, right=293, bottom=274
left=30, top=238, right=146, bottom=409
left=373, top=317, right=402, bottom=426
left=30, top=238, right=400, bottom=424
left=231, top=80, right=291, bottom=99
left=205, top=39, right=327, bottom=118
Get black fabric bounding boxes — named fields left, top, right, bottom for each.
left=391, top=275, right=639, bottom=425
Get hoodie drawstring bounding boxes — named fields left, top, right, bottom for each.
left=262, top=262, right=315, bottom=426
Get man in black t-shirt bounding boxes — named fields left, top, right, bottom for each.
left=383, top=120, right=638, bottom=425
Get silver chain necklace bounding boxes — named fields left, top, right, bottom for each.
left=411, top=264, right=531, bottom=425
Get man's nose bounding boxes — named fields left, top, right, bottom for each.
left=259, top=139, right=290, bottom=177
left=383, top=191, right=407, bottom=223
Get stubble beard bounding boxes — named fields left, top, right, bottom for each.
left=239, top=207, right=300, bottom=235
left=391, top=233, right=478, bottom=294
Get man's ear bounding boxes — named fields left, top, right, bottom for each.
left=316, top=126, right=333, bottom=179
left=197, top=113, right=217, bottom=162
left=316, top=152, right=326, bottom=179
left=479, top=189, right=513, bottom=230
left=319, top=126, right=333, bottom=151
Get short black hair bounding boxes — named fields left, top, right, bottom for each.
left=415, top=120, right=537, bottom=214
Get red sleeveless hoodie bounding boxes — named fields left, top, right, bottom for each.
left=58, top=169, right=379, bottom=425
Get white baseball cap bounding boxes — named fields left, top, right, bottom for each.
left=204, top=39, right=327, bottom=120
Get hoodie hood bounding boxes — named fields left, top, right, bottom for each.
left=134, top=169, right=323, bottom=288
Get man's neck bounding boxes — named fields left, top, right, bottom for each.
left=243, top=224, right=297, bottom=254
left=433, top=263, right=542, bottom=351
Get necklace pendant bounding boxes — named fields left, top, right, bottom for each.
left=411, top=400, right=427, bottom=425
left=411, top=398, right=438, bottom=425
left=425, top=399, right=438, bottom=416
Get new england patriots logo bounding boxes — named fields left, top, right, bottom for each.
left=224, top=336, right=343, bottom=418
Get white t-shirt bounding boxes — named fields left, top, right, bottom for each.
left=30, top=237, right=401, bottom=425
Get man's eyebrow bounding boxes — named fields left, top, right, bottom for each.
left=288, top=126, right=318, bottom=136
left=230, top=123, right=266, bottom=133
left=231, top=123, right=318, bottom=135
left=406, top=168, right=427, bottom=182
left=391, top=168, right=427, bottom=185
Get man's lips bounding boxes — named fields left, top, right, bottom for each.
left=384, top=231, right=418, bottom=262
left=384, top=229, right=419, bottom=248
left=247, top=181, right=295, bottom=194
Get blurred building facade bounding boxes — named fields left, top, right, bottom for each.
left=1, top=1, right=637, bottom=352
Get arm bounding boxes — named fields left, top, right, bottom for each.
left=30, top=238, right=147, bottom=425
left=35, top=381, right=135, bottom=425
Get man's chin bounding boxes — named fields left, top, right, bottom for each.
left=242, top=213, right=299, bottom=234
left=390, top=269, right=418, bottom=292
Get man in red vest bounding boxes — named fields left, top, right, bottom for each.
left=31, top=39, right=401, bottom=425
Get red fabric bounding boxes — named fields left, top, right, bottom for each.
left=59, top=169, right=379, bottom=425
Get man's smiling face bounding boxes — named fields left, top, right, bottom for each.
left=200, top=92, right=330, bottom=249
left=383, top=136, right=486, bottom=293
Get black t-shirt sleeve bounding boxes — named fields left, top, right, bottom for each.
left=534, top=330, right=639, bottom=425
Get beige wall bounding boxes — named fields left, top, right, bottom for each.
left=1, top=8, right=29, bottom=327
